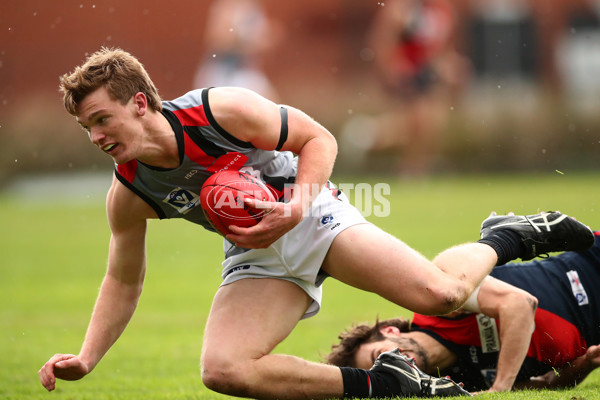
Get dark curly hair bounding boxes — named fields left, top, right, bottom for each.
left=326, top=317, right=411, bottom=367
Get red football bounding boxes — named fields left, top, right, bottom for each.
left=200, top=170, right=276, bottom=237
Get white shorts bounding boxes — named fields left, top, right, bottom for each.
left=220, top=185, right=369, bottom=319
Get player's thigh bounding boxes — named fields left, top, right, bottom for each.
left=201, top=278, right=312, bottom=364
left=322, top=223, right=459, bottom=313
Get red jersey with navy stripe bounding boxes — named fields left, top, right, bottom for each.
left=114, top=88, right=296, bottom=232
left=412, top=232, right=600, bottom=390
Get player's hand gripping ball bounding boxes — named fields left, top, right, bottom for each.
left=200, top=170, right=276, bottom=237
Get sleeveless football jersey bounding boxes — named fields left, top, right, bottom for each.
left=114, top=87, right=296, bottom=232
left=412, top=232, right=600, bottom=390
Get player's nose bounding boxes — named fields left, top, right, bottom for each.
left=88, top=127, right=105, bottom=146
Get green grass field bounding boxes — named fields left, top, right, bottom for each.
left=2, top=172, right=600, bottom=399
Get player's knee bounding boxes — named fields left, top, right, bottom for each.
left=528, top=293, right=539, bottom=312
left=423, top=284, right=468, bottom=315
left=201, top=355, right=249, bottom=396
left=516, top=291, right=538, bottom=314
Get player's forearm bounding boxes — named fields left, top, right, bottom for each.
left=489, top=294, right=537, bottom=391
left=79, top=273, right=143, bottom=370
left=542, top=357, right=595, bottom=388
left=491, top=329, right=532, bottom=391
left=292, top=128, right=337, bottom=210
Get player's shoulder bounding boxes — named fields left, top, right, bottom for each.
left=162, top=88, right=206, bottom=112
left=107, top=176, right=157, bottom=228
left=208, top=86, right=273, bottom=115
left=209, top=86, right=261, bottom=101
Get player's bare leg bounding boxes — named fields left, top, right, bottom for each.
left=321, top=223, right=495, bottom=315
left=201, top=278, right=344, bottom=400
left=323, top=211, right=594, bottom=316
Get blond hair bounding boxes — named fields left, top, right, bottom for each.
left=59, top=47, right=162, bottom=115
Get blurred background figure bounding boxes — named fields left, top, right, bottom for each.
left=358, top=0, right=471, bottom=178
left=193, top=0, right=283, bottom=101
left=2, top=1, right=599, bottom=188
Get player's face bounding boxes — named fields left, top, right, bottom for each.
left=76, top=86, right=143, bottom=165
left=354, top=338, right=402, bottom=369
left=355, top=336, right=428, bottom=371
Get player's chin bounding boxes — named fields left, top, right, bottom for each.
left=112, top=155, right=132, bottom=165
left=109, top=148, right=133, bottom=165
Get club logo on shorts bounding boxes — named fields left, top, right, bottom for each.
left=163, top=187, right=200, bottom=214
left=320, top=214, right=340, bottom=230
left=321, top=215, right=334, bottom=225
left=567, top=270, right=589, bottom=306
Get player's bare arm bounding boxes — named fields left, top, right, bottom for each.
left=524, top=344, right=600, bottom=389
left=207, top=87, right=337, bottom=248
left=474, top=277, right=538, bottom=392
left=78, top=178, right=152, bottom=364
left=39, top=178, right=154, bottom=391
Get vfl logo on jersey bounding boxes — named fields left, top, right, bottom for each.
left=567, top=270, right=589, bottom=306
left=163, top=187, right=200, bottom=214
left=476, top=314, right=500, bottom=353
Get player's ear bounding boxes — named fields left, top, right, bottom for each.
left=379, top=325, right=401, bottom=336
left=133, top=92, right=148, bottom=116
